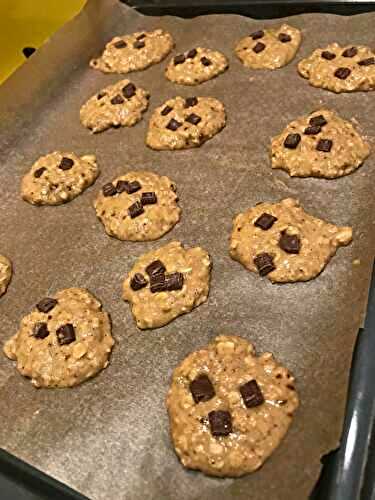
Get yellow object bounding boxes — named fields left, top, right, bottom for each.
left=0, top=0, right=87, bottom=83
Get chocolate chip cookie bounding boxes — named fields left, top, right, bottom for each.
left=0, top=255, right=12, bottom=297
left=123, top=241, right=211, bottom=329
left=230, top=198, right=353, bottom=283
left=166, top=335, right=299, bottom=477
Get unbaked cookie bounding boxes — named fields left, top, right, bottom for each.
left=271, top=109, right=370, bottom=178
left=21, top=152, right=99, bottom=206
left=0, top=255, right=12, bottom=297
left=166, top=335, right=299, bottom=477
left=229, top=198, right=352, bottom=283
left=94, top=171, right=180, bottom=241
left=123, top=241, right=211, bottom=329
left=165, top=47, right=228, bottom=85
left=3, top=288, right=114, bottom=388
left=298, top=43, right=375, bottom=93
left=80, top=79, right=150, bottom=133
left=235, top=24, right=301, bottom=70
left=90, top=29, right=174, bottom=74
left=146, top=96, right=226, bottom=150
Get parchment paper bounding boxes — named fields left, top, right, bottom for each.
left=0, top=1, right=374, bottom=499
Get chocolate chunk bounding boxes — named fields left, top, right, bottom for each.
left=254, top=213, right=277, bottom=230
left=166, top=118, right=182, bottom=131
left=164, top=272, right=184, bottom=291
left=304, top=125, right=321, bottom=135
left=200, top=56, right=212, bottom=66
left=174, top=54, right=186, bottom=65
left=161, top=105, right=173, bottom=116
left=250, top=30, right=264, bottom=40
left=309, top=114, right=327, bottom=127
left=278, top=33, right=292, bottom=43
left=34, top=167, right=46, bottom=178
left=254, top=253, right=275, bottom=276
left=342, top=46, right=357, bottom=58
left=58, top=157, right=74, bottom=171
left=284, top=133, right=301, bottom=149
left=56, top=323, right=76, bottom=346
left=23, top=47, right=36, bottom=58
left=145, top=260, right=166, bottom=278
left=136, top=33, right=146, bottom=40
left=133, top=40, right=145, bottom=49
left=187, top=48, right=197, bottom=59
left=186, top=113, right=201, bottom=125
left=36, top=297, right=58, bottom=313
left=321, top=50, right=336, bottom=60
left=185, top=96, right=198, bottom=108
left=358, top=57, right=375, bottom=66
left=279, top=231, right=301, bottom=254
left=316, top=139, right=333, bottom=153
left=141, top=192, right=157, bottom=205
left=33, top=322, right=50, bottom=340
left=334, top=67, right=351, bottom=80
left=150, top=273, right=167, bottom=293
left=128, top=201, right=144, bottom=219
left=122, top=83, right=136, bottom=99
left=130, top=273, right=147, bottom=291
left=190, top=374, right=215, bottom=403
left=240, top=380, right=264, bottom=408
left=97, top=92, right=107, bottom=100
left=208, top=410, right=232, bottom=437
left=126, top=181, right=141, bottom=194
left=113, top=40, right=127, bottom=49
left=110, top=94, right=124, bottom=105
left=115, top=180, right=130, bottom=194
left=102, top=182, right=117, bottom=197
left=253, top=42, right=266, bottom=54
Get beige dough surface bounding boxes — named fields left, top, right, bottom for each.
left=21, top=152, right=99, bottom=206
left=0, top=255, right=12, bottom=297
left=165, top=47, right=228, bottom=85
left=80, top=79, right=150, bottom=133
left=94, top=171, right=180, bottom=241
left=298, top=43, right=375, bottom=93
left=146, top=96, right=226, bottom=150
left=166, top=335, right=299, bottom=477
left=3, top=288, right=114, bottom=388
left=123, top=241, right=211, bottom=329
left=229, top=198, right=353, bottom=283
left=90, top=29, right=174, bottom=74
left=271, top=109, right=370, bottom=178
left=235, top=24, right=301, bottom=70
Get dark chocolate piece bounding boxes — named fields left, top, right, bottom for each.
left=358, top=57, right=375, bottom=66
left=278, top=33, right=291, bottom=43
left=34, top=167, right=46, bottom=178
left=316, top=139, right=333, bottom=153
left=113, top=40, right=127, bottom=49
left=102, top=183, right=117, bottom=197
left=200, top=56, right=212, bottom=66
left=279, top=231, right=301, bottom=254
left=253, top=42, right=266, bottom=54
left=58, top=157, right=74, bottom=171
left=128, top=201, right=144, bottom=218
left=321, top=51, right=336, bottom=60
left=166, top=118, right=182, bottom=131
left=36, top=297, right=58, bottom=313
left=284, top=133, right=301, bottom=149
left=250, top=30, right=264, bottom=40
left=174, top=54, right=186, bottom=65
left=164, top=272, right=184, bottom=291
left=342, top=46, right=357, bottom=58
left=239, top=380, right=264, bottom=408
left=110, top=94, right=124, bottom=105
left=309, top=115, right=327, bottom=127
left=304, top=125, right=321, bottom=135
left=56, top=323, right=76, bottom=346
left=145, top=260, right=166, bottom=278
left=150, top=274, right=167, bottom=293
left=187, top=48, right=197, bottom=59
left=33, top=322, right=50, bottom=340
left=130, top=273, right=147, bottom=291
left=185, top=97, right=198, bottom=108
left=115, top=180, right=130, bottom=194
left=133, top=40, right=145, bottom=49
left=190, top=374, right=215, bottom=403
left=161, top=105, right=173, bottom=116
left=141, top=192, right=157, bottom=205
left=254, top=213, right=277, bottom=230
left=254, top=253, right=276, bottom=276
left=122, top=83, right=136, bottom=99
left=126, top=181, right=141, bottom=194
left=208, top=410, right=232, bottom=437
left=186, top=113, right=201, bottom=125
left=334, top=67, right=351, bottom=80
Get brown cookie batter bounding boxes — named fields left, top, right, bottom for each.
left=230, top=198, right=353, bottom=283
left=0, top=255, right=12, bottom=297
left=123, top=241, right=211, bottom=329
left=94, top=171, right=180, bottom=241
left=166, top=335, right=299, bottom=477
left=3, top=288, right=114, bottom=388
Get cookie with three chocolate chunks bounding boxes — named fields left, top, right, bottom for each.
left=235, top=23, right=301, bottom=70
left=80, top=78, right=150, bottom=133
left=230, top=198, right=352, bottom=283
left=90, top=29, right=174, bottom=74
left=123, top=241, right=211, bottom=329
left=0, top=254, right=12, bottom=298
left=3, top=288, right=114, bottom=388
left=298, top=42, right=375, bottom=92
left=166, top=47, right=228, bottom=85
left=166, top=335, right=299, bottom=476
left=271, top=109, right=370, bottom=178
left=94, top=171, right=180, bottom=241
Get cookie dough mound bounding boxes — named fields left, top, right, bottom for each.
left=94, top=171, right=180, bottom=241
left=165, top=47, right=228, bottom=85
left=80, top=79, right=150, bottom=133
left=235, top=24, right=301, bottom=70
left=21, top=152, right=99, bottom=206
left=298, top=43, right=375, bottom=93
left=90, top=29, right=174, bottom=74
left=271, top=109, right=370, bottom=178
left=123, top=241, right=211, bottom=329
left=166, top=335, right=299, bottom=477
left=3, top=288, right=114, bottom=388
left=229, top=198, right=352, bottom=283
left=146, top=96, right=226, bottom=150
left=0, top=255, right=12, bottom=297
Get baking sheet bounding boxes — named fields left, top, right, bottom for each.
left=0, top=1, right=374, bottom=499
